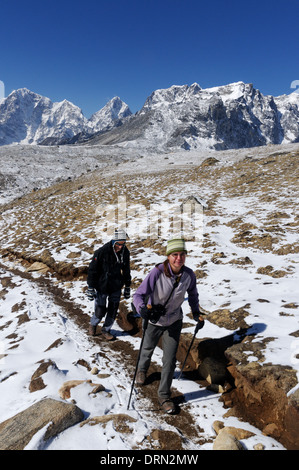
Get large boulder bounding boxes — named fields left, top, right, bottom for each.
left=224, top=342, right=299, bottom=450
left=0, top=398, right=84, bottom=450
left=198, top=356, right=227, bottom=384
left=213, top=428, right=245, bottom=450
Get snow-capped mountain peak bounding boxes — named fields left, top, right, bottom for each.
left=0, top=82, right=298, bottom=149
left=140, top=82, right=202, bottom=113
left=92, top=81, right=298, bottom=151
left=89, top=96, right=132, bottom=132
left=0, top=89, right=132, bottom=145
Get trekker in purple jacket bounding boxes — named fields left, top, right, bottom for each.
left=132, top=238, right=204, bottom=414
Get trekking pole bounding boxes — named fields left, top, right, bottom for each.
left=127, top=317, right=149, bottom=410
left=178, top=321, right=201, bottom=381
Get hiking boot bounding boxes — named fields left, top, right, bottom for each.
left=136, top=370, right=146, bottom=386
left=102, top=330, right=115, bottom=341
left=89, top=324, right=97, bottom=336
left=159, top=398, right=176, bottom=414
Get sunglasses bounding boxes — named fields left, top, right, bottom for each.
left=115, top=241, right=126, bottom=246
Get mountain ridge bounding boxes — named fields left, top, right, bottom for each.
left=0, top=88, right=132, bottom=146
left=0, top=82, right=299, bottom=150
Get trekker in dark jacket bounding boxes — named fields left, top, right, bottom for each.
left=132, top=238, right=204, bottom=414
left=87, top=229, right=131, bottom=340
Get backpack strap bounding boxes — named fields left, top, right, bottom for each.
left=163, top=273, right=182, bottom=307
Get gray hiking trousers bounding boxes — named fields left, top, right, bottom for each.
left=138, top=319, right=182, bottom=399
left=90, top=290, right=121, bottom=333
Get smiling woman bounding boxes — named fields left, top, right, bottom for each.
left=132, top=237, right=204, bottom=413
left=168, top=251, right=187, bottom=273
left=166, top=238, right=187, bottom=274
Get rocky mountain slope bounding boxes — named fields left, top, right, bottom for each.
left=1, top=82, right=299, bottom=151
left=0, top=89, right=131, bottom=146
left=86, top=82, right=299, bottom=151
left=0, top=142, right=298, bottom=450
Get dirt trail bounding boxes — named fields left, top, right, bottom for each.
left=1, top=145, right=299, bottom=449
left=0, top=258, right=210, bottom=449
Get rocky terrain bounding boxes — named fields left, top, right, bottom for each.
left=0, top=142, right=298, bottom=450
left=86, top=82, right=299, bottom=151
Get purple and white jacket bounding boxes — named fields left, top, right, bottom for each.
left=133, top=262, right=199, bottom=327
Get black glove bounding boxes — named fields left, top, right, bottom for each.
left=87, top=287, right=96, bottom=301
left=150, top=304, right=166, bottom=324
left=140, top=304, right=166, bottom=324
left=192, top=311, right=205, bottom=330
left=124, top=287, right=131, bottom=299
left=140, top=305, right=151, bottom=320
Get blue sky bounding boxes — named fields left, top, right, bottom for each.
left=1, top=0, right=298, bottom=117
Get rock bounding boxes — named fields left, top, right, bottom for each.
left=91, top=367, right=99, bottom=375
left=29, top=376, right=46, bottom=393
left=80, top=414, right=137, bottom=433
left=224, top=347, right=299, bottom=449
left=199, top=356, right=227, bottom=384
left=213, top=428, right=245, bottom=450
left=29, top=360, right=58, bottom=393
left=0, top=398, right=84, bottom=450
left=224, top=426, right=255, bottom=440
left=254, top=443, right=265, bottom=450
left=59, top=380, right=88, bottom=399
left=75, top=359, right=91, bottom=370
left=91, top=383, right=105, bottom=394
left=17, top=312, right=30, bottom=325
left=207, top=383, right=225, bottom=393
left=213, top=420, right=225, bottom=434
left=197, top=335, right=235, bottom=363
left=262, top=423, right=280, bottom=438
left=207, top=306, right=250, bottom=330
left=200, top=157, right=219, bottom=167
left=26, top=261, right=50, bottom=274
left=58, top=379, right=105, bottom=399
left=212, top=421, right=255, bottom=441
left=39, top=249, right=55, bottom=268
